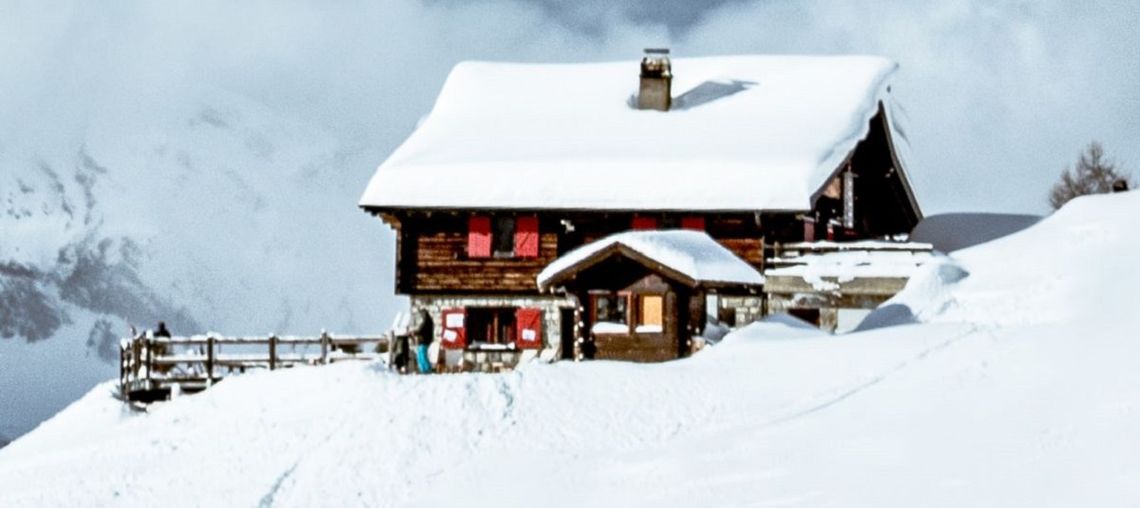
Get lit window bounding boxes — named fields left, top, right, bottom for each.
left=637, top=295, right=663, bottom=333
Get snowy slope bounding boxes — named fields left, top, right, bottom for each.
left=2, top=191, right=1138, bottom=506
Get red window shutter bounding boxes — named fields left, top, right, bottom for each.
left=803, top=217, right=815, bottom=242
left=514, top=216, right=539, bottom=258
left=440, top=307, right=467, bottom=350
left=631, top=216, right=657, bottom=230
left=514, top=308, right=543, bottom=349
left=467, top=216, right=491, bottom=258
left=681, top=216, right=705, bottom=231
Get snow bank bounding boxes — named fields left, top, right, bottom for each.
left=0, top=323, right=973, bottom=507
left=360, top=55, right=898, bottom=211
left=891, top=190, right=1140, bottom=325
left=715, top=313, right=828, bottom=345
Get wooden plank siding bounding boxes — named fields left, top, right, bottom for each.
left=411, top=229, right=560, bottom=293
left=392, top=212, right=772, bottom=295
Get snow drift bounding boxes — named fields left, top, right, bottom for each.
left=2, top=191, right=1139, bottom=506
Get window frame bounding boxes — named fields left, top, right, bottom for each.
left=588, top=291, right=631, bottom=334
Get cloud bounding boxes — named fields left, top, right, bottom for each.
left=431, top=0, right=758, bottom=36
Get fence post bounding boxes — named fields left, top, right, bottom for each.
left=206, top=336, right=215, bottom=385
left=269, top=335, right=277, bottom=370
left=320, top=329, right=329, bottom=365
left=120, top=343, right=126, bottom=399
left=145, top=337, right=153, bottom=383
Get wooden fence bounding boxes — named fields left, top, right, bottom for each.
left=118, top=332, right=389, bottom=403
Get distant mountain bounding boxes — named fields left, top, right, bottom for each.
left=0, top=87, right=400, bottom=439
left=910, top=212, right=1041, bottom=253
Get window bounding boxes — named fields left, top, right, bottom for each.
left=468, top=215, right=540, bottom=258
left=461, top=307, right=542, bottom=349
left=494, top=216, right=515, bottom=257
left=637, top=295, right=664, bottom=333
left=590, top=292, right=629, bottom=334
left=466, top=307, right=517, bottom=345
left=631, top=216, right=657, bottom=230
left=681, top=216, right=705, bottom=231
left=788, top=308, right=821, bottom=327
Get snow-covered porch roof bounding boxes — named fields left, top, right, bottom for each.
left=537, top=230, right=764, bottom=292
left=360, top=54, right=907, bottom=212
left=764, top=241, right=936, bottom=294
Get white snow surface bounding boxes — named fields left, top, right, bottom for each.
left=359, top=55, right=898, bottom=211
left=537, top=230, right=764, bottom=289
left=767, top=249, right=938, bottom=291
left=4, top=191, right=1140, bottom=506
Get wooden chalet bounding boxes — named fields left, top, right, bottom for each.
left=359, top=50, right=923, bottom=371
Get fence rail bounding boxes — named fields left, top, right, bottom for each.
left=118, top=331, right=389, bottom=403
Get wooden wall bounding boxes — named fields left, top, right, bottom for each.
left=393, top=211, right=771, bottom=295
left=409, top=229, right=559, bottom=293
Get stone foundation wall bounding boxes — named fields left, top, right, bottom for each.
left=719, top=296, right=765, bottom=327
left=766, top=292, right=893, bottom=333
left=409, top=295, right=575, bottom=370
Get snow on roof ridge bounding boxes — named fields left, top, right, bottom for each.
left=537, top=229, right=764, bottom=289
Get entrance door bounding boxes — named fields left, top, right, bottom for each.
left=560, top=308, right=576, bottom=360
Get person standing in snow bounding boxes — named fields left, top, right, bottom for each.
left=150, top=321, right=172, bottom=375
left=390, top=330, right=410, bottom=373
left=413, top=309, right=434, bottom=374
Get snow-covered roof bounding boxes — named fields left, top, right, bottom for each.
left=360, top=55, right=900, bottom=212
left=765, top=249, right=937, bottom=292
left=537, top=230, right=764, bottom=290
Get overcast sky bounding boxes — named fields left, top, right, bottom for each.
left=3, top=0, right=1138, bottom=214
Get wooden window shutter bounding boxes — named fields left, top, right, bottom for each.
left=514, top=216, right=539, bottom=258
left=803, top=217, right=815, bottom=242
left=440, top=308, right=467, bottom=350
left=467, top=216, right=491, bottom=258
left=680, top=216, right=705, bottom=231
left=631, top=216, right=657, bottom=230
left=515, top=308, right=543, bottom=349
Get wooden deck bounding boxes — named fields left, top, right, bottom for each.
left=118, top=332, right=389, bottom=403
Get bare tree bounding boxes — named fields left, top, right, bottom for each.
left=1049, top=141, right=1132, bottom=210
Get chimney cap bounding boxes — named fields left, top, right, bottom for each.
left=644, top=48, right=670, bottom=55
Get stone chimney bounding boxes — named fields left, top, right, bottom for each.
left=638, top=48, right=672, bottom=111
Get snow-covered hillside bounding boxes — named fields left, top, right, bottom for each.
left=1, top=190, right=1137, bottom=506
left=0, top=87, right=398, bottom=440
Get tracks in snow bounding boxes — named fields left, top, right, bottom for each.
left=762, top=324, right=988, bottom=428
